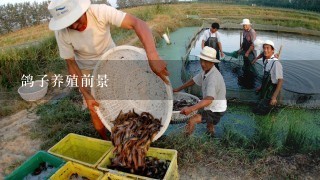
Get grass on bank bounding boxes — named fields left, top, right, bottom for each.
left=0, top=36, right=64, bottom=117
left=0, top=23, right=53, bottom=49
left=31, top=89, right=100, bottom=149
left=227, top=104, right=320, bottom=154
left=0, top=36, right=63, bottom=90
left=179, top=3, right=320, bottom=31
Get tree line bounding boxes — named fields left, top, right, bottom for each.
left=0, top=0, right=110, bottom=34
left=0, top=1, right=50, bottom=34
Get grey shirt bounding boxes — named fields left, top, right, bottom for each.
left=193, top=66, right=227, bottom=112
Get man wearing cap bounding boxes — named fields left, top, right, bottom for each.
left=253, top=40, right=283, bottom=115
left=48, top=0, right=169, bottom=140
left=173, top=47, right=227, bottom=136
left=201, top=22, right=224, bottom=70
left=238, top=19, right=257, bottom=69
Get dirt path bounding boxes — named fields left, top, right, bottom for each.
left=180, top=167, right=245, bottom=180
left=0, top=106, right=41, bottom=178
left=0, top=87, right=70, bottom=178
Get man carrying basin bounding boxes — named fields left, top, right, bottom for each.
left=48, top=0, right=169, bottom=140
left=173, top=47, right=227, bottom=137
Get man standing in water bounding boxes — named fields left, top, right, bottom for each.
left=48, top=0, right=169, bottom=139
left=173, top=47, right=227, bottom=137
left=202, top=22, right=224, bottom=70
left=236, top=19, right=257, bottom=89
left=238, top=19, right=257, bottom=70
left=253, top=40, right=283, bottom=115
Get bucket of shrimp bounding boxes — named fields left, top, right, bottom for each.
left=171, top=92, right=200, bottom=124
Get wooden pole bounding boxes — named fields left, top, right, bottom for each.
left=278, top=45, right=283, bottom=60
left=277, top=44, right=283, bottom=103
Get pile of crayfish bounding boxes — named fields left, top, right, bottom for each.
left=109, top=110, right=170, bottom=179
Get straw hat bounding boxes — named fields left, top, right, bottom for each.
left=48, top=0, right=91, bottom=31
left=240, top=19, right=251, bottom=25
left=196, top=46, right=220, bottom=63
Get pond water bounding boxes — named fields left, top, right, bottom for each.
left=189, top=29, right=320, bottom=61
left=158, top=27, right=320, bottom=95
left=157, top=27, right=320, bottom=137
left=157, top=27, right=200, bottom=88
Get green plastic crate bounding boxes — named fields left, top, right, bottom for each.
left=5, top=151, right=65, bottom=180
left=48, top=133, right=113, bottom=168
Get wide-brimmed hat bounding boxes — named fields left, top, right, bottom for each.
left=196, top=46, right=220, bottom=63
left=240, top=19, right=251, bottom=25
left=48, top=0, right=91, bottom=31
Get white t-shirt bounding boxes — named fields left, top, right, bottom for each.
left=263, top=55, right=283, bottom=84
left=202, top=29, right=221, bottom=43
left=193, top=66, right=227, bottom=112
left=55, top=4, right=126, bottom=70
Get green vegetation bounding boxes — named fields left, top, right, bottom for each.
left=182, top=3, right=320, bottom=31
left=2, top=2, right=320, bottom=178
left=225, top=103, right=320, bottom=154
left=32, top=89, right=100, bottom=150
left=0, top=36, right=63, bottom=117
left=0, top=36, right=63, bottom=89
left=0, top=24, right=53, bottom=49
left=0, top=97, right=32, bottom=117
left=33, top=90, right=320, bottom=178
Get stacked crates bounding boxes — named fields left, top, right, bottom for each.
left=6, top=133, right=179, bottom=180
